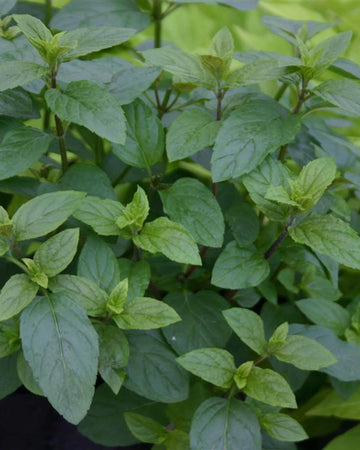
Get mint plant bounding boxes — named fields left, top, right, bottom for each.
left=1, top=0, right=360, bottom=448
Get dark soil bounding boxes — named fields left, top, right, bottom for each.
left=0, top=389, right=149, bottom=450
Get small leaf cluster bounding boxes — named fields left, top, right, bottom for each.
left=1, top=1, right=360, bottom=449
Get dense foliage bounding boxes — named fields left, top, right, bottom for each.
left=1, top=0, right=360, bottom=448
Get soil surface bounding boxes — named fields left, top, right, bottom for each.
left=0, top=389, right=149, bottom=450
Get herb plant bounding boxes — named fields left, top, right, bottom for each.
left=1, top=0, right=360, bottom=449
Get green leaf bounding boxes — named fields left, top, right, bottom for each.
left=226, top=60, right=296, bottom=88
left=154, top=430, right=190, bottom=450
left=0, top=88, right=39, bottom=119
left=0, top=0, right=16, bottom=15
left=125, top=330, right=189, bottom=403
left=223, top=308, right=267, bottom=355
left=96, top=324, right=129, bottom=395
left=311, top=32, right=352, bottom=75
left=324, top=424, right=360, bottom=450
left=162, top=291, right=231, bottom=354
left=0, top=274, right=38, bottom=321
left=307, top=387, right=360, bottom=420
left=20, top=293, right=99, bottom=424
left=51, top=0, right=151, bottom=32
left=265, top=185, right=300, bottom=209
left=78, top=385, right=156, bottom=447
left=124, top=413, right=167, bottom=444
left=45, top=80, right=126, bottom=144
left=0, top=125, right=53, bottom=180
left=296, top=298, right=350, bottom=335
left=290, top=157, right=337, bottom=211
left=107, top=66, right=161, bottom=105
left=243, top=156, right=291, bottom=222
left=313, top=79, right=360, bottom=116
left=118, top=258, right=150, bottom=301
left=290, top=324, right=360, bottom=382
left=59, top=163, right=116, bottom=200
left=273, top=334, right=337, bottom=370
left=243, top=367, right=297, bottom=408
left=34, top=228, right=79, bottom=278
left=0, top=235, right=9, bottom=256
left=0, top=61, right=48, bottom=92
left=260, top=413, right=308, bottom=442
left=78, top=234, right=120, bottom=293
left=268, top=322, right=289, bottom=353
left=17, top=351, right=43, bottom=396
left=106, top=279, right=128, bottom=315
left=211, top=100, right=300, bottom=182
left=177, top=348, right=235, bottom=389
left=59, top=27, right=135, bottom=61
left=73, top=195, right=124, bottom=236
left=12, top=14, right=52, bottom=47
left=22, top=258, right=48, bottom=289
left=210, top=26, right=234, bottom=67
left=0, top=318, right=20, bottom=358
left=143, top=47, right=215, bottom=88
left=13, top=190, right=85, bottom=241
left=166, top=109, right=221, bottom=162
left=0, top=353, right=21, bottom=400
left=48, top=275, right=108, bottom=316
left=133, top=217, right=201, bottom=265
left=160, top=178, right=224, bottom=247
left=113, top=296, right=180, bottom=330
left=116, top=185, right=149, bottom=232
left=190, top=397, right=261, bottom=450
left=225, top=203, right=259, bottom=246
left=211, top=241, right=269, bottom=289
left=112, top=99, right=164, bottom=169
left=289, top=214, right=360, bottom=270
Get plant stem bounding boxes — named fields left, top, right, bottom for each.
left=274, top=83, right=288, bottom=102
left=112, top=165, right=131, bottom=186
left=6, top=255, right=28, bottom=272
left=264, top=217, right=294, bottom=260
left=43, top=108, right=51, bottom=131
left=50, top=70, right=68, bottom=174
left=264, top=228, right=289, bottom=259
left=278, top=76, right=308, bottom=162
left=153, top=0, right=162, bottom=48
left=45, top=0, right=52, bottom=26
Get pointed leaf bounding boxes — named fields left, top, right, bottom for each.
left=211, top=100, right=300, bottom=182
left=223, top=308, right=267, bottom=355
left=113, top=297, right=180, bottom=330
left=45, top=80, right=126, bottom=144
left=177, top=348, right=235, bottom=389
left=190, top=397, right=261, bottom=450
left=134, top=217, right=201, bottom=265
left=112, top=99, right=164, bottom=169
left=49, top=275, right=108, bottom=316
left=0, top=61, right=48, bottom=92
left=20, top=293, right=99, bottom=424
left=166, top=109, right=221, bottom=161
left=160, top=178, right=224, bottom=247
left=0, top=274, right=38, bottom=321
left=212, top=241, right=269, bottom=289
left=289, top=214, right=360, bottom=270
left=34, top=228, right=79, bottom=278
left=0, top=125, right=53, bottom=180
left=13, top=191, right=85, bottom=241
left=244, top=367, right=297, bottom=408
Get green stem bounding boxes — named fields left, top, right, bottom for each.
left=6, top=255, right=28, bottom=272
left=153, top=0, right=162, bottom=48
left=45, top=0, right=52, bottom=26
left=112, top=165, right=131, bottom=186
left=51, top=70, right=68, bottom=174
left=274, top=83, right=288, bottom=102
